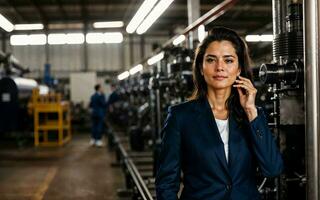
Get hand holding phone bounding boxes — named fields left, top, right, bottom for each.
left=233, top=76, right=257, bottom=115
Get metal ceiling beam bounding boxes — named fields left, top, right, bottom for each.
left=29, top=0, right=48, bottom=24
left=55, top=0, right=68, bottom=21
left=3, top=0, right=24, bottom=22
left=122, top=0, right=139, bottom=22
left=80, top=0, right=88, bottom=23
left=160, top=0, right=239, bottom=48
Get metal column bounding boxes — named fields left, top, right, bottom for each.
left=187, top=0, right=200, bottom=49
left=304, top=0, right=320, bottom=199
left=83, top=22, right=89, bottom=71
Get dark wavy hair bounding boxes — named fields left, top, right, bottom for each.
left=190, top=27, right=253, bottom=123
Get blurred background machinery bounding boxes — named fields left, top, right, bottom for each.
left=0, top=51, right=39, bottom=136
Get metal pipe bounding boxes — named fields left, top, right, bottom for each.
left=304, top=0, right=320, bottom=199
left=116, top=134, right=153, bottom=200
left=272, top=0, right=282, bottom=36
left=272, top=0, right=288, bottom=63
left=162, top=0, right=238, bottom=48
left=272, top=0, right=287, bottom=35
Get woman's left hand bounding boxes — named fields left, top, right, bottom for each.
left=233, top=76, right=258, bottom=121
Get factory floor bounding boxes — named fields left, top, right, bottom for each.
left=0, top=134, right=124, bottom=200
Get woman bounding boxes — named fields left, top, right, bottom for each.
left=155, top=27, right=283, bottom=200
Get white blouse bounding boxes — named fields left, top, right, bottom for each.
left=215, top=118, right=229, bottom=163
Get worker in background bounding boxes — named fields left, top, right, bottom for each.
left=89, top=84, right=106, bottom=147
left=106, top=83, right=120, bottom=122
left=155, top=27, right=283, bottom=199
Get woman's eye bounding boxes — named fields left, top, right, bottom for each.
left=206, top=58, right=215, bottom=63
left=225, top=59, right=233, bottom=64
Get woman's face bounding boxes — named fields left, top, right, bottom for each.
left=201, top=40, right=240, bottom=90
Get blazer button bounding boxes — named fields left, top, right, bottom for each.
left=256, top=129, right=262, bottom=138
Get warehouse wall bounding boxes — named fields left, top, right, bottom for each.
left=7, top=35, right=168, bottom=79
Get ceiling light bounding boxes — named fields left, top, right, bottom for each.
left=147, top=52, right=164, bottom=65
left=48, top=33, right=66, bottom=45
left=28, top=34, right=46, bottom=45
left=173, top=35, right=186, bottom=46
left=126, top=0, right=158, bottom=34
left=10, top=35, right=29, bottom=45
left=245, top=34, right=273, bottom=42
left=48, top=33, right=84, bottom=45
left=66, top=33, right=84, bottom=44
left=93, top=21, right=124, bottom=28
left=117, top=71, right=130, bottom=80
left=260, top=34, right=273, bottom=42
left=245, top=35, right=260, bottom=42
left=104, top=32, right=123, bottom=43
left=0, top=14, right=14, bottom=32
left=10, top=34, right=46, bottom=45
left=14, top=23, right=44, bottom=30
left=136, top=0, right=174, bottom=34
left=198, top=25, right=207, bottom=42
left=86, top=33, right=104, bottom=44
left=129, top=64, right=143, bottom=75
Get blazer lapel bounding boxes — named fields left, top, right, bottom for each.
left=193, top=97, right=229, bottom=174
left=228, top=113, right=242, bottom=169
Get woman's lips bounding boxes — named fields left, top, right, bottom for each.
left=213, top=76, right=227, bottom=80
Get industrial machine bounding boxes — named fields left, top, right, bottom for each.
left=258, top=1, right=305, bottom=199
left=0, top=51, right=38, bottom=134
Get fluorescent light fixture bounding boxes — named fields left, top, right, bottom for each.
left=126, top=0, right=158, bottom=34
left=117, top=71, right=130, bottom=80
left=28, top=34, right=46, bottom=45
left=10, top=35, right=29, bottom=45
left=129, top=64, right=143, bottom=75
left=86, top=32, right=123, bottom=44
left=147, top=51, right=164, bottom=65
left=173, top=35, right=186, bottom=46
left=86, top=33, right=104, bottom=44
left=245, top=34, right=273, bottom=42
left=48, top=33, right=66, bottom=45
left=245, top=35, right=260, bottom=42
left=104, top=32, right=123, bottom=43
left=260, top=34, right=273, bottom=42
left=0, top=14, right=13, bottom=32
left=66, top=33, right=84, bottom=44
left=14, top=23, right=44, bottom=30
left=136, top=0, right=174, bottom=34
left=10, top=34, right=46, bottom=45
left=198, top=25, right=207, bottom=42
left=48, top=33, right=85, bottom=45
left=93, top=21, right=124, bottom=28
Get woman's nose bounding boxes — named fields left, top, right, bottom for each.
left=216, top=59, right=225, bottom=71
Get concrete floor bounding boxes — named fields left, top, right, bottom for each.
left=0, top=134, right=124, bottom=200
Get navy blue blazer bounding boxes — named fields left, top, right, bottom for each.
left=155, top=97, right=283, bottom=200
left=89, top=92, right=106, bottom=119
